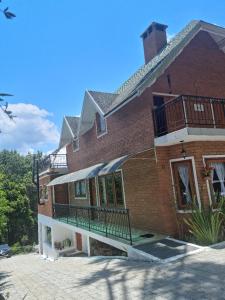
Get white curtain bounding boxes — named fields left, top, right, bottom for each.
left=178, top=165, right=192, bottom=203
left=210, top=162, right=225, bottom=195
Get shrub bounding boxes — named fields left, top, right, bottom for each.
left=11, top=242, right=35, bottom=255
left=184, top=203, right=224, bottom=245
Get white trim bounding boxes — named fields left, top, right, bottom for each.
left=202, top=155, right=225, bottom=206
left=169, top=156, right=201, bottom=212
left=52, top=186, right=55, bottom=204
left=95, top=114, right=108, bottom=139
left=155, top=127, right=225, bottom=146
left=64, top=116, right=75, bottom=138
left=74, top=179, right=88, bottom=200
left=152, top=92, right=179, bottom=97
left=119, top=169, right=127, bottom=209
left=105, top=92, right=138, bottom=118
left=86, top=90, right=105, bottom=116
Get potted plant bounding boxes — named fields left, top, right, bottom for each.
left=63, top=238, right=72, bottom=248
left=202, top=166, right=214, bottom=180
left=54, top=241, right=63, bottom=250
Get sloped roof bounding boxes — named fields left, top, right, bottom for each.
left=59, top=116, right=80, bottom=148
left=88, top=90, right=118, bottom=114
left=105, top=20, right=225, bottom=114
left=106, top=20, right=200, bottom=114
left=65, top=116, right=80, bottom=137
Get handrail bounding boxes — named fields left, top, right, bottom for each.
left=153, top=94, right=225, bottom=137
left=53, top=203, right=133, bottom=245
left=39, top=154, right=68, bottom=173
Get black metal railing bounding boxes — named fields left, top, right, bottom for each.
left=153, top=95, right=225, bottom=137
left=39, top=154, right=67, bottom=173
left=53, top=203, right=133, bottom=245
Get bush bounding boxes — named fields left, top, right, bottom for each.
left=11, top=242, right=35, bottom=255
left=184, top=203, right=224, bottom=246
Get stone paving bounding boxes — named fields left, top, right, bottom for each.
left=1, top=244, right=225, bottom=300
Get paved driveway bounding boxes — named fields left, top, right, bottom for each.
left=1, top=244, right=225, bottom=300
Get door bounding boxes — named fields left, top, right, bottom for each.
left=153, top=96, right=167, bottom=136
left=76, top=232, right=82, bottom=251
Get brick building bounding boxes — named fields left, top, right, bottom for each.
left=37, top=20, right=225, bottom=259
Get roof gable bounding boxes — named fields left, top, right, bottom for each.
left=59, top=116, right=79, bottom=148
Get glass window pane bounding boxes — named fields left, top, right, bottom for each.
left=80, top=180, right=86, bottom=196
left=114, top=172, right=124, bottom=206
left=99, top=177, right=107, bottom=205
left=106, top=175, right=114, bottom=205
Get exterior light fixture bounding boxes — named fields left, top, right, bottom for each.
left=180, top=140, right=186, bottom=159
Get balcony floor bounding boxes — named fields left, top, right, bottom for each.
left=55, top=216, right=163, bottom=245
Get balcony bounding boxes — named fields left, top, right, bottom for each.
left=39, top=154, right=67, bottom=174
left=53, top=203, right=133, bottom=244
left=153, top=95, right=225, bottom=140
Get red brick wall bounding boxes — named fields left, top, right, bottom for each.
left=38, top=174, right=55, bottom=217
left=121, top=141, right=225, bottom=237
left=155, top=141, right=225, bottom=237
left=122, top=150, right=178, bottom=235
left=152, top=31, right=225, bottom=98
left=38, top=173, right=68, bottom=217
left=67, top=31, right=225, bottom=172
left=67, top=92, right=154, bottom=172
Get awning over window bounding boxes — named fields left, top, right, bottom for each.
left=47, top=163, right=104, bottom=187
left=98, top=155, right=128, bottom=176
left=47, top=155, right=129, bottom=187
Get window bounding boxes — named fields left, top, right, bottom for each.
left=98, top=172, right=124, bottom=207
left=96, top=113, right=106, bottom=136
left=72, top=138, right=79, bottom=152
left=207, top=160, right=225, bottom=203
left=172, top=160, right=197, bottom=209
left=46, top=226, right=52, bottom=246
left=74, top=180, right=87, bottom=198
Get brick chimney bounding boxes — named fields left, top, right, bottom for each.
left=141, top=22, right=168, bottom=64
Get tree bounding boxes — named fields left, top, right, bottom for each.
left=0, top=151, right=38, bottom=245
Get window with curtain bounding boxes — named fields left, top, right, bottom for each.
left=172, top=160, right=196, bottom=209
left=98, top=172, right=124, bottom=207
left=74, top=180, right=87, bottom=198
left=209, top=161, right=225, bottom=203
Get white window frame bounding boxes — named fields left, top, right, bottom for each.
left=72, top=138, right=79, bottom=152
left=170, top=156, right=201, bottom=213
left=97, top=170, right=126, bottom=207
left=96, top=113, right=108, bottom=138
left=202, top=155, right=225, bottom=207
left=74, top=179, right=87, bottom=199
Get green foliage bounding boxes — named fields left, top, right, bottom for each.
left=0, top=150, right=39, bottom=245
left=11, top=242, right=34, bottom=255
left=184, top=202, right=224, bottom=245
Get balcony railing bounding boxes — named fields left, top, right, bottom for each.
left=53, top=203, right=133, bottom=244
left=39, top=154, right=67, bottom=173
left=153, top=95, right=225, bottom=137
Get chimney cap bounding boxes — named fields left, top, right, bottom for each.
left=140, top=22, right=168, bottom=39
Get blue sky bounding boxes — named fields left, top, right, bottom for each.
left=1, top=0, right=225, bottom=153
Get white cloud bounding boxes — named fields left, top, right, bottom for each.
left=0, top=103, right=60, bottom=154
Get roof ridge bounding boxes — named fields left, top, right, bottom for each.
left=88, top=90, right=118, bottom=96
